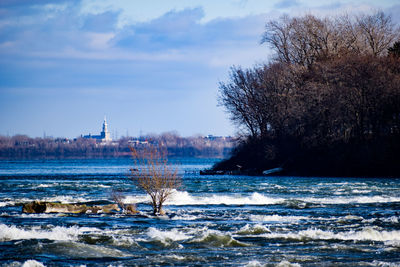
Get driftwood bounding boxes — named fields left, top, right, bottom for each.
left=22, top=201, right=120, bottom=214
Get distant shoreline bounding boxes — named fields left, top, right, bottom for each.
left=0, top=134, right=234, bottom=160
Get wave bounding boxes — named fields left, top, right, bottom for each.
left=191, top=230, right=250, bottom=247
left=139, top=226, right=249, bottom=248
left=245, top=260, right=301, bottom=267
left=43, top=241, right=131, bottom=258
left=123, top=190, right=400, bottom=207
left=0, top=224, right=99, bottom=241
left=4, top=191, right=398, bottom=211
left=303, top=196, right=400, bottom=204
left=124, top=191, right=284, bottom=206
left=369, top=261, right=400, bottom=267
left=18, top=260, right=46, bottom=267
left=262, top=227, right=400, bottom=243
left=0, top=195, right=98, bottom=208
left=146, top=227, right=192, bottom=244
left=236, top=224, right=271, bottom=235
left=249, top=214, right=308, bottom=223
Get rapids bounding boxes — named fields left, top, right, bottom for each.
left=0, top=158, right=399, bottom=266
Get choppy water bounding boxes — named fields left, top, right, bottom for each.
left=0, top=158, right=400, bottom=267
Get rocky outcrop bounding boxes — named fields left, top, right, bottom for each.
left=22, top=201, right=120, bottom=214
left=125, top=204, right=139, bottom=215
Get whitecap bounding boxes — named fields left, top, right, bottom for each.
left=0, top=224, right=99, bottom=241
left=262, top=227, right=400, bottom=242
left=236, top=224, right=271, bottom=235
left=249, top=214, right=308, bottom=223
left=193, top=230, right=249, bottom=247
left=123, top=191, right=283, bottom=206
left=245, top=260, right=263, bottom=267
left=37, top=183, right=54, bottom=188
left=146, top=227, right=192, bottom=244
left=244, top=260, right=301, bottom=267
left=123, top=190, right=400, bottom=207
left=22, top=260, right=46, bottom=267
left=302, top=195, right=400, bottom=204
left=0, top=201, right=13, bottom=207
left=276, top=260, right=302, bottom=267
left=352, top=189, right=372, bottom=194
left=43, top=196, right=94, bottom=204
left=166, top=190, right=284, bottom=206
left=369, top=260, right=400, bottom=267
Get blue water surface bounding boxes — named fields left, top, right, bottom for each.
left=0, top=158, right=399, bottom=266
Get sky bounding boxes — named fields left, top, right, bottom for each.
left=1, top=0, right=399, bottom=138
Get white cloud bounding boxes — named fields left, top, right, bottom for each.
left=86, top=32, right=115, bottom=49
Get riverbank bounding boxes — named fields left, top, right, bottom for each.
left=210, top=137, right=400, bottom=177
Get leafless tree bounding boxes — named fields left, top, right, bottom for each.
left=129, top=146, right=181, bottom=215
left=262, top=12, right=399, bottom=66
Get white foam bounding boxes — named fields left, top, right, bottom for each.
left=165, top=254, right=187, bottom=261
left=166, top=191, right=284, bottom=206
left=2, top=196, right=97, bottom=206
left=123, top=191, right=283, bottom=206
left=170, top=214, right=200, bottom=221
left=124, top=190, right=400, bottom=207
left=22, top=260, right=46, bottom=267
left=111, top=235, right=140, bottom=248
left=302, top=195, right=400, bottom=204
left=382, top=216, right=399, bottom=224
left=236, top=224, right=271, bottom=235
left=37, top=184, right=53, bottom=188
left=244, top=260, right=301, bottom=267
left=262, top=227, right=400, bottom=242
left=276, top=260, right=301, bottom=267
left=249, top=215, right=308, bottom=223
left=43, top=196, right=93, bottom=203
left=352, top=189, right=372, bottom=194
left=122, top=194, right=149, bottom=204
left=245, top=260, right=263, bottom=267
left=0, top=201, right=12, bottom=207
left=192, top=229, right=249, bottom=247
left=0, top=224, right=99, bottom=241
left=146, top=227, right=192, bottom=244
left=369, top=261, right=400, bottom=267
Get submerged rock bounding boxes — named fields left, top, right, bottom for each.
left=22, top=201, right=120, bottom=214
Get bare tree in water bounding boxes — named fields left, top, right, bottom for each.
left=130, top=146, right=181, bottom=215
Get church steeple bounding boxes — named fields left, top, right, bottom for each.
left=82, top=117, right=112, bottom=142
left=101, top=116, right=111, bottom=142
left=102, top=116, right=108, bottom=133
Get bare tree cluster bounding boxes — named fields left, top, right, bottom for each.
left=262, top=12, right=399, bottom=66
left=217, top=12, right=400, bottom=176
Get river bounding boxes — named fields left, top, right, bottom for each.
left=0, top=158, right=399, bottom=266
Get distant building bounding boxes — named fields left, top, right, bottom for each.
left=83, top=117, right=112, bottom=142
left=204, top=135, right=226, bottom=141
left=128, top=138, right=151, bottom=147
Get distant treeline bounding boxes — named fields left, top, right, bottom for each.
left=214, top=12, right=400, bottom=177
left=0, top=133, right=234, bottom=159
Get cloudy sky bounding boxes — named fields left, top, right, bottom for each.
left=1, top=0, right=399, bottom=138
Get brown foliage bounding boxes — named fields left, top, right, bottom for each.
left=111, top=190, right=138, bottom=215
left=129, top=146, right=181, bottom=215
left=217, top=12, right=400, bottom=176
left=262, top=12, right=399, bottom=66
